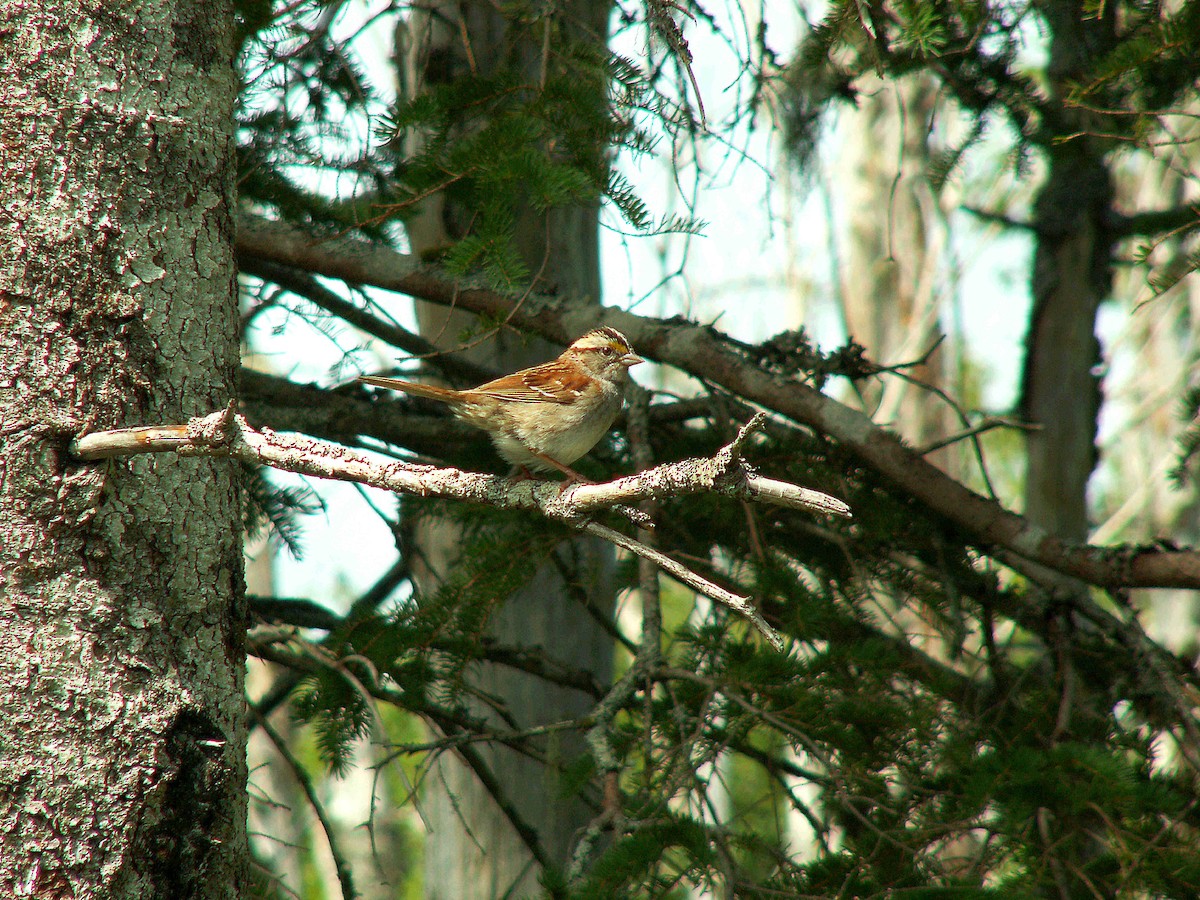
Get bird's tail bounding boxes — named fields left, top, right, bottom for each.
left=357, top=375, right=457, bottom=404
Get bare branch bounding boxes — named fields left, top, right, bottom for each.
left=72, top=406, right=846, bottom=650
left=583, top=520, right=783, bottom=651
left=1109, top=204, right=1200, bottom=238
left=915, top=416, right=1036, bottom=455
left=241, top=257, right=496, bottom=386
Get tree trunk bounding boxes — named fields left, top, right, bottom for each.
left=396, top=3, right=615, bottom=896
left=1021, top=0, right=1116, bottom=543
left=1018, top=5, right=1117, bottom=897
left=0, top=1, right=247, bottom=896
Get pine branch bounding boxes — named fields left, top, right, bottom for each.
left=241, top=258, right=497, bottom=386
left=249, top=638, right=562, bottom=887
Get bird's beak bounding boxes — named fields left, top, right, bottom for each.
left=622, top=352, right=644, bottom=368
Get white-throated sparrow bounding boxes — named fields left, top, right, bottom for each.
left=358, top=327, right=643, bottom=480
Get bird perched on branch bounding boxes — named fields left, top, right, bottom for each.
left=358, top=327, right=643, bottom=482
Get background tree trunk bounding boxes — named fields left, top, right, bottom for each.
left=0, top=1, right=247, bottom=896
left=1021, top=0, right=1115, bottom=542
left=1018, top=5, right=1118, bottom=896
left=397, top=3, right=616, bottom=896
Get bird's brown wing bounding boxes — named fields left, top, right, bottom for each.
left=475, top=362, right=589, bottom=404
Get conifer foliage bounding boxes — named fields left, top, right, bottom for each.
left=235, top=1, right=1200, bottom=896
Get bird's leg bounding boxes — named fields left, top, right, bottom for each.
left=528, top=452, right=594, bottom=493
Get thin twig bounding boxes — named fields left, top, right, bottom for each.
left=254, top=709, right=358, bottom=900
left=915, top=416, right=1037, bottom=455
left=583, top=520, right=783, bottom=651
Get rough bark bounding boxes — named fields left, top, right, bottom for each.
left=0, top=1, right=246, bottom=896
left=395, top=3, right=616, bottom=895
